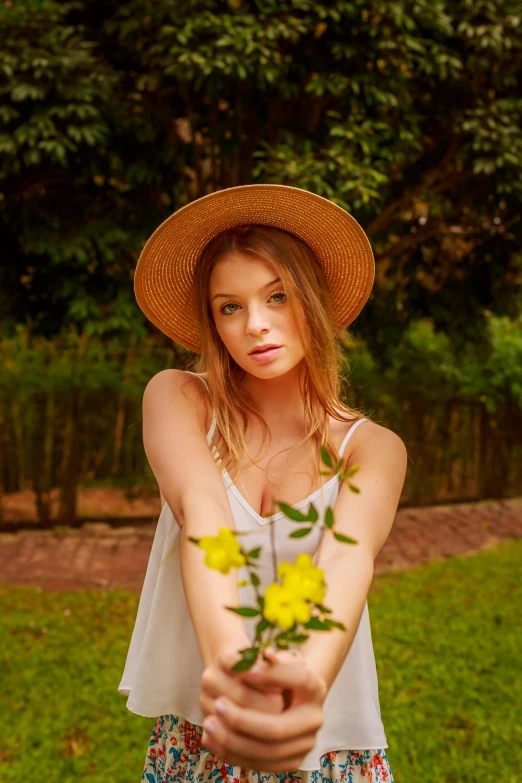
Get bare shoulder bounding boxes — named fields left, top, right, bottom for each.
left=349, top=419, right=408, bottom=472
left=143, top=369, right=212, bottom=433
left=142, top=369, right=219, bottom=521
left=324, top=419, right=409, bottom=561
left=144, top=368, right=205, bottom=398
left=356, top=419, right=407, bottom=449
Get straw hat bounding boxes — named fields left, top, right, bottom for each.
left=133, top=184, right=375, bottom=353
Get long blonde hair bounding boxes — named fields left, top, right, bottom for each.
left=189, top=224, right=368, bottom=487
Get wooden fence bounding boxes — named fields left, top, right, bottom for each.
left=1, top=334, right=521, bottom=526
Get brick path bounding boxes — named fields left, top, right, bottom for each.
left=1, top=497, right=521, bottom=592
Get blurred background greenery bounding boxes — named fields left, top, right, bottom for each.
left=1, top=317, right=522, bottom=527
left=1, top=1, right=521, bottom=780
left=1, top=0, right=521, bottom=524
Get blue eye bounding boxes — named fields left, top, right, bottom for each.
left=219, top=291, right=286, bottom=316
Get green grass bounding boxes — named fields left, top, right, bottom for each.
left=371, top=540, right=522, bottom=780
left=0, top=588, right=152, bottom=782
left=1, top=540, right=521, bottom=782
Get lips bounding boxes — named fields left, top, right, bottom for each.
left=248, top=344, right=281, bottom=355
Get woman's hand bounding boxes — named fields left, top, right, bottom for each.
left=200, top=644, right=286, bottom=720
left=200, top=646, right=327, bottom=773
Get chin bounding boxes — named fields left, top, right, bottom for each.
left=248, top=357, right=305, bottom=380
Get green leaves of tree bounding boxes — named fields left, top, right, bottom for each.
left=2, top=0, right=521, bottom=348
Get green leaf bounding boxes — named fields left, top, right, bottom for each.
left=251, top=572, right=260, bottom=587
left=230, top=647, right=260, bottom=672
left=289, top=633, right=309, bottom=643
left=225, top=606, right=260, bottom=617
left=276, top=502, right=313, bottom=522
left=315, top=603, right=333, bottom=614
left=278, top=631, right=309, bottom=643
left=187, top=536, right=200, bottom=544
left=349, top=484, right=361, bottom=494
left=290, top=527, right=312, bottom=538
left=255, top=617, right=273, bottom=638
left=247, top=547, right=261, bottom=558
left=324, top=507, right=334, bottom=529
left=308, top=504, right=319, bottom=523
left=239, top=646, right=259, bottom=662
left=320, top=444, right=333, bottom=468
left=304, top=617, right=331, bottom=630
left=333, top=532, right=358, bottom=544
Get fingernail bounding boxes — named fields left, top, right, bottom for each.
left=215, top=699, right=226, bottom=715
left=204, top=718, right=217, bottom=733
left=202, top=731, right=213, bottom=749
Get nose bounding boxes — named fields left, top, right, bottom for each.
left=245, top=303, right=270, bottom=337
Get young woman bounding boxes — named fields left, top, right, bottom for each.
left=118, top=185, right=407, bottom=782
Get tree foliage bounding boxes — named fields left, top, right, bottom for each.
left=0, top=0, right=521, bottom=351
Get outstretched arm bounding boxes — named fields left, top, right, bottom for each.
left=146, top=372, right=291, bottom=726
left=179, top=492, right=252, bottom=664
left=143, top=370, right=251, bottom=665
left=303, top=424, right=408, bottom=692
left=198, top=424, right=408, bottom=771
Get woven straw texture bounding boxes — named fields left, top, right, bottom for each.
left=133, top=184, right=375, bottom=353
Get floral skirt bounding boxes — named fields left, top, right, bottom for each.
left=141, top=714, right=395, bottom=783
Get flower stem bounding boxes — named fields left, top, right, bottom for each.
left=269, top=517, right=278, bottom=582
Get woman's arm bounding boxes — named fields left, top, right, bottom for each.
left=181, top=424, right=406, bottom=770
left=303, top=424, right=408, bottom=692
left=179, top=492, right=251, bottom=666
left=158, top=492, right=250, bottom=663
left=143, top=370, right=251, bottom=666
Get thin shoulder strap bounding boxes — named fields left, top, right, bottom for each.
left=186, top=372, right=217, bottom=444
left=339, top=418, right=368, bottom=458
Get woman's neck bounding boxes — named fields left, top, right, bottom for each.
left=240, top=362, right=306, bottom=425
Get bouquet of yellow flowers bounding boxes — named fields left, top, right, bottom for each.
left=189, top=445, right=361, bottom=672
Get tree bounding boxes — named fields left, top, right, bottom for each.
left=1, top=0, right=521, bottom=353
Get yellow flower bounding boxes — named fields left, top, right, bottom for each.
left=277, top=553, right=326, bottom=604
left=263, top=582, right=312, bottom=630
left=198, top=527, right=246, bottom=574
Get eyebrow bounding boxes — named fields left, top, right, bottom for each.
left=211, top=277, right=282, bottom=301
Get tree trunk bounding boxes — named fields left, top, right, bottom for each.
left=56, top=388, right=80, bottom=524
left=110, top=334, right=137, bottom=477
left=33, top=345, right=56, bottom=526
left=11, top=399, right=25, bottom=489
left=56, top=335, right=88, bottom=524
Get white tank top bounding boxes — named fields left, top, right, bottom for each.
left=118, top=374, right=387, bottom=769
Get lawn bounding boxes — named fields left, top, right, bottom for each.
left=1, top=539, right=520, bottom=782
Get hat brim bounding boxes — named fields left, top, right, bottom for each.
left=134, top=184, right=375, bottom=353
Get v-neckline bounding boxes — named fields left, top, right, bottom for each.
left=192, top=372, right=368, bottom=527
left=208, top=418, right=368, bottom=527
left=221, top=465, right=339, bottom=526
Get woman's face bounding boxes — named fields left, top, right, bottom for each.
left=208, top=252, right=307, bottom=378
